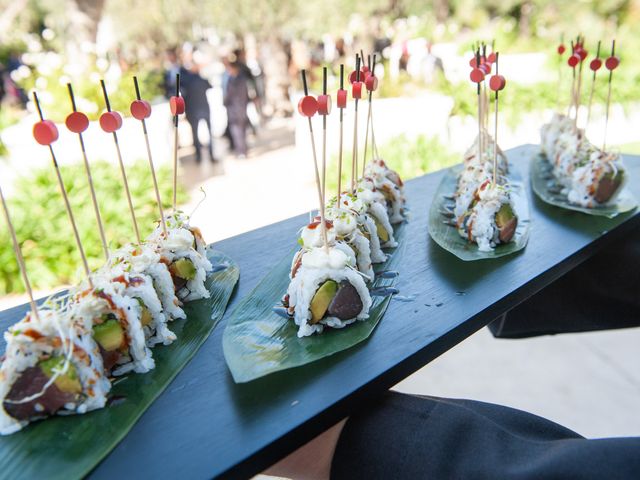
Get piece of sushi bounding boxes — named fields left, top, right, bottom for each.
left=456, top=182, right=518, bottom=252
left=72, top=276, right=154, bottom=376
left=323, top=207, right=374, bottom=281
left=108, top=243, right=186, bottom=322
left=328, top=192, right=386, bottom=263
left=364, top=160, right=406, bottom=224
left=148, top=213, right=213, bottom=302
left=0, top=306, right=111, bottom=435
left=540, top=113, right=626, bottom=207
left=284, top=246, right=372, bottom=337
left=357, top=178, right=397, bottom=248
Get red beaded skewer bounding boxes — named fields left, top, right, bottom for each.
left=489, top=53, right=507, bottom=186
left=574, top=37, right=588, bottom=127
left=603, top=40, right=620, bottom=151
left=363, top=53, right=379, bottom=175
left=567, top=41, right=580, bottom=121
left=350, top=54, right=364, bottom=192
left=336, top=64, right=347, bottom=197
left=318, top=66, right=332, bottom=206
left=65, top=83, right=109, bottom=260
left=470, top=48, right=485, bottom=163
left=297, top=69, right=328, bottom=251
left=556, top=34, right=566, bottom=111
left=586, top=40, right=602, bottom=127
left=99, top=79, right=140, bottom=244
left=169, top=73, right=185, bottom=211
left=33, top=91, right=93, bottom=289
left=131, top=76, right=167, bottom=236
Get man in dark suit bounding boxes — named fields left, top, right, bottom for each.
left=180, top=66, right=216, bottom=163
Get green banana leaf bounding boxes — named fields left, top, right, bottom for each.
left=428, top=164, right=530, bottom=261
left=530, top=153, right=638, bottom=218
left=0, top=249, right=239, bottom=480
left=223, top=223, right=406, bottom=383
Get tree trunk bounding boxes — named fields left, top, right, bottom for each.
left=519, top=1, right=533, bottom=38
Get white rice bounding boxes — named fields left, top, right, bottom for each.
left=286, top=248, right=372, bottom=338
left=0, top=307, right=110, bottom=435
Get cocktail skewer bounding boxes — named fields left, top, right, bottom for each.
left=574, top=37, right=588, bottom=127
left=350, top=54, right=364, bottom=192
left=33, top=92, right=93, bottom=288
left=470, top=49, right=485, bottom=163
left=65, top=83, right=109, bottom=260
left=603, top=40, right=620, bottom=151
left=556, top=35, right=566, bottom=111
left=489, top=52, right=506, bottom=186
left=586, top=40, right=602, bottom=127
left=336, top=64, right=347, bottom=197
left=567, top=41, right=580, bottom=123
left=297, top=69, right=328, bottom=251
left=99, top=79, right=141, bottom=243
left=169, top=74, right=185, bottom=211
left=318, top=67, right=332, bottom=206
left=131, top=76, right=167, bottom=236
left=363, top=54, right=379, bottom=175
left=0, top=183, right=39, bottom=320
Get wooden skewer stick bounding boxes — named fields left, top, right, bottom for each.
left=586, top=40, right=601, bottom=127
left=172, top=73, right=180, bottom=211
left=33, top=92, right=93, bottom=288
left=351, top=54, right=361, bottom=193
left=575, top=38, right=585, bottom=128
left=67, top=83, right=109, bottom=260
left=321, top=67, right=328, bottom=206
left=301, top=70, right=329, bottom=251
left=100, top=80, right=141, bottom=243
left=476, top=49, right=482, bottom=163
left=0, top=183, right=39, bottom=320
left=493, top=53, right=500, bottom=186
left=363, top=55, right=375, bottom=175
left=603, top=40, right=618, bottom=152
left=337, top=64, right=345, bottom=198
left=133, top=76, right=167, bottom=236
left=567, top=41, right=577, bottom=120
left=556, top=34, right=565, bottom=112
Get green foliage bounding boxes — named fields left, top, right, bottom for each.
left=0, top=161, right=187, bottom=295
left=17, top=64, right=163, bottom=123
left=326, top=134, right=458, bottom=193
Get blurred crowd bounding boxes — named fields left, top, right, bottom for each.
left=162, top=33, right=444, bottom=162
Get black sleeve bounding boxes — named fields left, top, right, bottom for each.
left=490, top=226, right=640, bottom=338
left=331, top=392, right=640, bottom=480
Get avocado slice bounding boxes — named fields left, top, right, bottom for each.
left=495, top=203, right=518, bottom=243
left=39, top=356, right=82, bottom=394
left=374, top=218, right=389, bottom=243
left=309, top=280, right=338, bottom=324
left=495, top=203, right=514, bottom=228
left=93, top=318, right=125, bottom=352
left=170, top=258, right=197, bottom=281
left=136, top=298, right=153, bottom=327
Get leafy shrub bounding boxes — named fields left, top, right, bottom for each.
left=0, top=160, right=187, bottom=294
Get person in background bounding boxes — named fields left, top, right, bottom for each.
left=223, top=60, right=250, bottom=158
left=233, top=48, right=259, bottom=136
left=163, top=47, right=181, bottom=98
left=180, top=64, right=216, bottom=163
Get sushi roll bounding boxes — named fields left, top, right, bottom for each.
left=328, top=192, right=387, bottom=263
left=148, top=213, right=213, bottom=302
left=284, top=246, right=372, bottom=337
left=364, top=160, right=406, bottom=224
left=357, top=178, right=397, bottom=248
left=72, top=277, right=154, bottom=376
left=108, top=243, right=186, bottom=322
left=322, top=207, right=374, bottom=280
left=456, top=181, right=518, bottom=252
left=540, top=113, right=626, bottom=207
left=0, top=306, right=111, bottom=435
